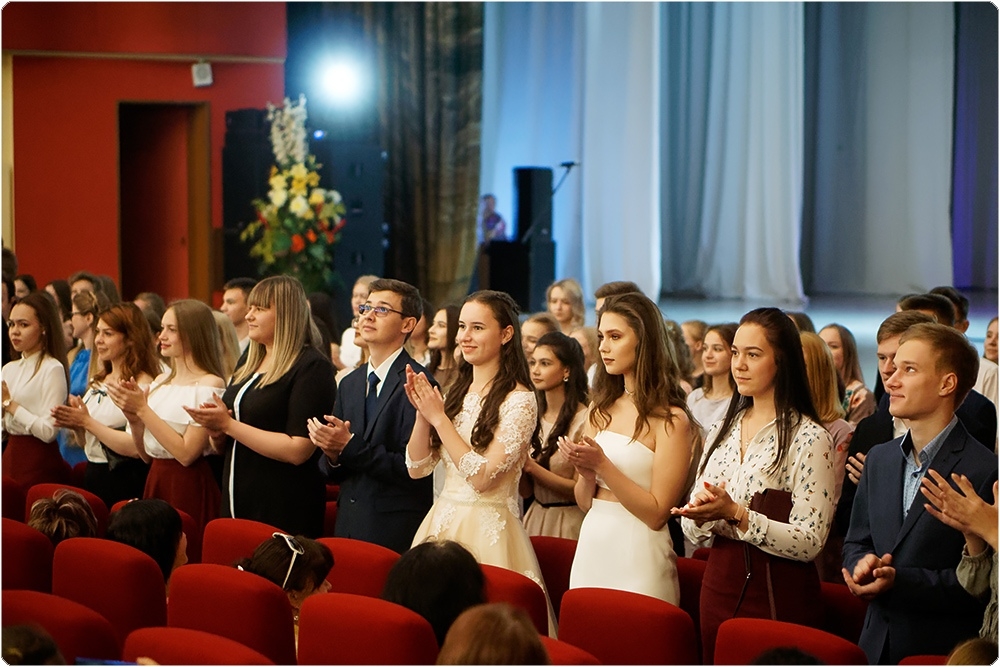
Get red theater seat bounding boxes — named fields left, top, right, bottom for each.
left=123, top=627, right=274, bottom=665
left=297, top=592, right=438, bottom=665
left=2, top=518, right=54, bottom=592
left=3, top=475, right=25, bottom=521
left=898, top=655, right=948, bottom=665
left=714, top=617, right=868, bottom=665
left=560, top=587, right=698, bottom=665
left=318, top=537, right=399, bottom=597
left=529, top=535, right=577, bottom=617
left=482, top=563, right=549, bottom=636
left=820, top=580, right=868, bottom=644
left=539, top=635, right=601, bottom=665
left=52, top=537, right=166, bottom=646
left=2, top=590, right=120, bottom=663
left=201, top=517, right=278, bottom=566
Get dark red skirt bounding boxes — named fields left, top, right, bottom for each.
left=2, top=434, right=71, bottom=489
left=700, top=535, right=822, bottom=663
left=144, top=457, right=220, bottom=532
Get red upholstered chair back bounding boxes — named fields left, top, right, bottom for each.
left=2, top=590, right=120, bottom=663
left=3, top=475, right=25, bottom=521
left=529, top=535, right=577, bottom=617
left=112, top=500, right=202, bottom=564
left=898, top=655, right=949, bottom=665
left=201, top=517, right=279, bottom=566
left=559, top=587, right=698, bottom=665
left=2, top=517, right=54, bottom=592
left=70, top=460, right=88, bottom=488
left=820, top=580, right=868, bottom=644
left=676, top=555, right=707, bottom=653
left=323, top=499, right=338, bottom=536
left=317, top=537, right=399, bottom=597
left=481, top=563, right=549, bottom=636
left=297, top=592, right=439, bottom=665
left=123, top=627, right=275, bottom=665
left=539, top=635, right=602, bottom=665
left=25, top=483, right=109, bottom=537
left=167, top=563, right=296, bottom=666
left=692, top=546, right=711, bottom=561
left=714, top=617, right=869, bottom=665
left=52, top=537, right=166, bottom=646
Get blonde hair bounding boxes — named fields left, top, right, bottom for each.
left=161, top=300, right=225, bottom=384
left=234, top=276, right=311, bottom=387
left=546, top=278, right=585, bottom=329
left=800, top=332, right=846, bottom=423
left=212, top=310, right=241, bottom=380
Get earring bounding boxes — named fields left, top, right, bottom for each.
left=563, top=376, right=569, bottom=383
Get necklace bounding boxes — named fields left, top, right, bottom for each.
left=623, top=385, right=634, bottom=396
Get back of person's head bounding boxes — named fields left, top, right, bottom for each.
left=525, top=312, right=560, bottom=334
left=899, top=322, right=980, bottom=408
left=68, top=270, right=100, bottom=293
left=307, top=292, right=340, bottom=345
left=436, top=603, right=549, bottom=665
left=750, top=646, right=824, bottom=665
left=2, top=625, right=66, bottom=665
left=930, top=286, right=970, bottom=327
left=223, top=277, right=258, bottom=299
left=2, top=246, right=17, bottom=282
left=663, top=319, right=696, bottom=383
left=45, top=280, right=73, bottom=320
left=133, top=291, right=167, bottom=320
left=366, top=278, right=423, bottom=320
left=594, top=280, right=642, bottom=300
left=946, top=637, right=999, bottom=665
left=800, top=332, right=846, bottom=424
left=785, top=310, right=816, bottom=333
left=96, top=276, right=121, bottom=304
left=876, top=310, right=936, bottom=344
left=106, top=499, right=185, bottom=582
left=27, top=489, right=98, bottom=546
left=235, top=533, right=333, bottom=608
left=382, top=540, right=486, bottom=646
left=897, top=293, right=957, bottom=327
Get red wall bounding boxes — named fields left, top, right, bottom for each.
left=4, top=2, right=286, bottom=293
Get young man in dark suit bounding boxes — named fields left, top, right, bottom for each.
left=843, top=322, right=997, bottom=664
left=309, top=279, right=435, bottom=553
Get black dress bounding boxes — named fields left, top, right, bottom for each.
left=221, top=346, right=336, bottom=537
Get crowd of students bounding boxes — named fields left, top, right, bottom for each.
left=3, top=245, right=998, bottom=664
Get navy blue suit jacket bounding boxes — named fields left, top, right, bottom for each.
left=319, top=350, right=434, bottom=553
left=843, top=421, right=997, bottom=664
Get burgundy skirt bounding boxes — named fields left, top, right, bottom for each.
left=2, top=434, right=71, bottom=489
left=144, top=457, right=220, bottom=532
left=700, top=535, right=822, bottom=663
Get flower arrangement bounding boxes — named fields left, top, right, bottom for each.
left=240, top=95, right=346, bottom=294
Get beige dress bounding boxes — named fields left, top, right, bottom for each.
left=523, top=412, right=587, bottom=540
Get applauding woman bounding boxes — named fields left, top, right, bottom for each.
left=186, top=276, right=335, bottom=537
left=403, top=291, right=553, bottom=629
left=674, top=308, right=835, bottom=663
left=52, top=303, right=159, bottom=506
left=2, top=293, right=70, bottom=486
left=560, top=292, right=696, bottom=604
left=521, top=332, right=589, bottom=539
left=108, top=299, right=225, bottom=530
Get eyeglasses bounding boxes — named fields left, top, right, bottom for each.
left=273, top=532, right=304, bottom=590
left=358, top=304, right=405, bottom=318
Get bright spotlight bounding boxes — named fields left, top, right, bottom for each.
left=313, top=130, right=327, bottom=140
left=319, top=58, right=366, bottom=109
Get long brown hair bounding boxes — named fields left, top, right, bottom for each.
left=161, top=299, right=225, bottom=383
left=233, top=276, right=312, bottom=387
left=590, top=292, right=693, bottom=441
left=438, top=291, right=540, bottom=454
left=91, top=303, right=161, bottom=386
left=14, top=292, right=68, bottom=383
left=531, top=332, right=588, bottom=469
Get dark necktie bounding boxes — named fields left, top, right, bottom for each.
left=365, top=371, right=380, bottom=428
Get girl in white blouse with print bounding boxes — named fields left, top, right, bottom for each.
left=2, top=292, right=71, bottom=487
left=107, top=299, right=225, bottom=530
left=672, top=307, right=836, bottom=663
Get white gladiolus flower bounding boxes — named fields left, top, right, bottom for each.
left=289, top=194, right=310, bottom=218
left=269, top=189, right=288, bottom=207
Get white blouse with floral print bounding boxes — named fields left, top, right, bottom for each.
left=682, top=412, right=836, bottom=562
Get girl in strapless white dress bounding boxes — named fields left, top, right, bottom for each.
left=559, top=293, right=699, bottom=604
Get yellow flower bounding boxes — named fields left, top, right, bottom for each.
left=290, top=178, right=308, bottom=197
left=308, top=188, right=326, bottom=206
left=269, top=174, right=287, bottom=191
left=269, top=189, right=288, bottom=207
left=270, top=165, right=279, bottom=178
left=289, top=163, right=309, bottom=180
left=306, top=171, right=321, bottom=187
left=289, top=194, right=310, bottom=218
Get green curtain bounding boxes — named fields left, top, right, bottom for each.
left=357, top=2, right=483, bottom=306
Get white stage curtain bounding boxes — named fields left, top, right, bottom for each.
left=803, top=3, right=955, bottom=295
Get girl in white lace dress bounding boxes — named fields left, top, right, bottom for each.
left=404, top=290, right=555, bottom=633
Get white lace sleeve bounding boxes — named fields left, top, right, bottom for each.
left=406, top=446, right=439, bottom=478
left=455, top=391, right=537, bottom=492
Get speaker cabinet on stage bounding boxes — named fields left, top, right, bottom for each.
left=514, top=167, right=553, bottom=243
left=483, top=239, right=555, bottom=314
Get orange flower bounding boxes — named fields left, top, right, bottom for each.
left=325, top=230, right=335, bottom=244
left=306, top=229, right=317, bottom=243
left=291, top=234, right=305, bottom=253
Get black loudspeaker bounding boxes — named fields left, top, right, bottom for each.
left=483, top=239, right=555, bottom=314
left=222, top=109, right=273, bottom=283
left=310, top=139, right=387, bottom=329
left=514, top=167, right=553, bottom=243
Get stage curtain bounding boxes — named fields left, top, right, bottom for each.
left=802, top=3, right=954, bottom=295
left=359, top=2, right=483, bottom=305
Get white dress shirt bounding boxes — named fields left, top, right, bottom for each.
left=2, top=350, right=68, bottom=443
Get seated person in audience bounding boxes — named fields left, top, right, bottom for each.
left=946, top=637, right=999, bottom=665
left=785, top=310, right=815, bottom=333
left=835, top=311, right=997, bottom=537
left=931, top=286, right=999, bottom=409
left=546, top=278, right=585, bottom=334
left=819, top=323, right=876, bottom=424
left=27, top=488, right=98, bottom=545
left=381, top=540, right=485, bottom=646
left=521, top=312, right=559, bottom=360
left=843, top=323, right=998, bottom=664
left=436, top=603, right=548, bottom=665
left=235, top=533, right=333, bottom=624
left=1, top=625, right=65, bottom=666
left=106, top=498, right=187, bottom=584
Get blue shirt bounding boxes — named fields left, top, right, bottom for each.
left=899, top=416, right=958, bottom=518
